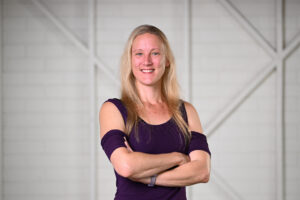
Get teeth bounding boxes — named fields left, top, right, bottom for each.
left=141, top=69, right=154, bottom=72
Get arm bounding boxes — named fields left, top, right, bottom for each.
left=157, top=102, right=211, bottom=186
left=99, top=102, right=189, bottom=179
left=155, top=149, right=210, bottom=186
left=134, top=102, right=211, bottom=186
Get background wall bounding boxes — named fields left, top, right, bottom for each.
left=1, top=0, right=300, bottom=200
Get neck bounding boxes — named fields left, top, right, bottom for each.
left=135, top=81, right=164, bottom=105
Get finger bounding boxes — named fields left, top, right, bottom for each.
left=127, top=143, right=133, bottom=152
left=124, top=140, right=129, bottom=148
left=124, top=137, right=133, bottom=152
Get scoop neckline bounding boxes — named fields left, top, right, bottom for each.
left=139, top=116, right=173, bottom=127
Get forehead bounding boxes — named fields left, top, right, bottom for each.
left=132, top=33, right=163, bottom=49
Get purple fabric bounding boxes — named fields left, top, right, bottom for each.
left=101, top=129, right=127, bottom=160
left=100, top=98, right=211, bottom=200
left=188, top=131, right=211, bottom=156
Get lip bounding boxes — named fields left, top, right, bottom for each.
left=140, top=69, right=155, bottom=73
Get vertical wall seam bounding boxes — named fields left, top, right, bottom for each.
left=0, top=0, right=3, bottom=199
left=276, top=0, right=284, bottom=200
left=184, top=0, right=192, bottom=199
left=88, top=0, right=96, bottom=199
left=184, top=0, right=192, bottom=103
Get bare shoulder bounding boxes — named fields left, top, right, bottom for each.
left=99, top=101, right=125, bottom=138
left=183, top=101, right=204, bottom=133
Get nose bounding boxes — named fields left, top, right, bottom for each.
left=143, top=54, right=153, bottom=66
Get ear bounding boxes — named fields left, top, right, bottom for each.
left=165, top=60, right=170, bottom=67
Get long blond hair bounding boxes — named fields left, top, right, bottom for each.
left=120, top=24, right=190, bottom=142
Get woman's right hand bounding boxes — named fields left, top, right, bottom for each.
left=124, top=137, right=134, bottom=153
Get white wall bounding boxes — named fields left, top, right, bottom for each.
left=1, top=0, right=300, bottom=200
left=1, top=0, right=3, bottom=199
left=2, top=0, right=90, bottom=200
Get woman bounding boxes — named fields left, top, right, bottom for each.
left=99, top=24, right=211, bottom=200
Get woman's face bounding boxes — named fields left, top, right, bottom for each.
left=131, top=33, right=168, bottom=87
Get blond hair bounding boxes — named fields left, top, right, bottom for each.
left=120, top=24, right=190, bottom=143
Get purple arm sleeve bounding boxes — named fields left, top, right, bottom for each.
left=188, top=131, right=211, bottom=156
left=101, top=129, right=127, bottom=160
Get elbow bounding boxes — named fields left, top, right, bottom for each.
left=111, top=149, right=138, bottom=178
left=196, top=169, right=210, bottom=183
left=114, top=158, right=135, bottom=178
left=201, top=171, right=210, bottom=183
left=117, top=166, right=133, bottom=178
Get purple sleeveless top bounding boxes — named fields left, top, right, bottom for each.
left=101, top=98, right=211, bottom=200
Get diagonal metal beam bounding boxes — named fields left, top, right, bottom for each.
left=206, top=1, right=278, bottom=199
left=210, top=1, right=290, bottom=200
left=205, top=60, right=276, bottom=137
left=211, top=169, right=244, bottom=200
left=282, top=31, right=300, bottom=59
left=217, top=0, right=277, bottom=59
left=205, top=61, right=275, bottom=199
left=31, top=0, right=120, bottom=86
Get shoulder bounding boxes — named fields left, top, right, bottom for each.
left=182, top=101, right=196, bottom=114
left=182, top=101, right=198, bottom=120
left=182, top=101, right=203, bottom=133
left=100, top=100, right=120, bottom=116
left=99, top=99, right=125, bottom=138
left=100, top=98, right=122, bottom=114
left=100, top=98, right=126, bottom=118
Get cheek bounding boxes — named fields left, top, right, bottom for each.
left=155, top=56, right=165, bottom=67
left=148, top=57, right=159, bottom=67
left=132, top=57, right=142, bottom=67
left=131, top=62, right=140, bottom=75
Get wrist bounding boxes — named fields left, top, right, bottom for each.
left=148, top=174, right=157, bottom=187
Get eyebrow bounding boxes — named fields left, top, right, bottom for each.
left=132, top=48, right=161, bottom=52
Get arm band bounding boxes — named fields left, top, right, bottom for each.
left=188, top=131, right=211, bottom=156
left=100, top=129, right=127, bottom=160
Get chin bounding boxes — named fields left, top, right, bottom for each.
left=139, top=80, right=160, bottom=87
left=142, top=82, right=156, bottom=86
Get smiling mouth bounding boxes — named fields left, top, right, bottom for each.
left=141, top=69, right=154, bottom=73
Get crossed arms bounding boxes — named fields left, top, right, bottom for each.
left=99, top=101, right=211, bottom=187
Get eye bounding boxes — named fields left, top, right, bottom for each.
left=135, top=52, right=143, bottom=56
left=152, top=52, right=160, bottom=56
